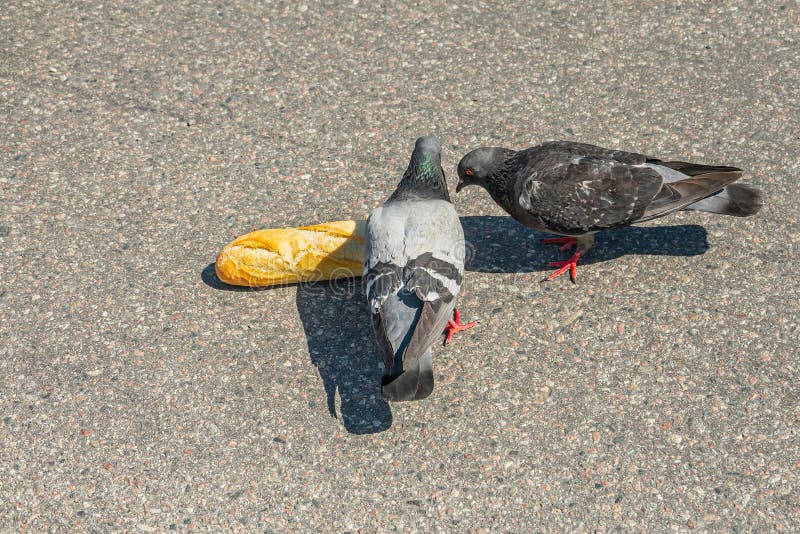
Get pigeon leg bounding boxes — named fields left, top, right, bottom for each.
left=443, top=308, right=478, bottom=345
left=548, top=251, right=582, bottom=282
left=542, top=236, right=578, bottom=252
left=544, top=234, right=594, bottom=283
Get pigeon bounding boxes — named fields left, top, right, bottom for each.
left=456, top=141, right=762, bottom=282
left=364, top=136, right=477, bottom=402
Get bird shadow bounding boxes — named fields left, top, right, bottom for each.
left=202, top=263, right=392, bottom=435
left=295, top=278, right=392, bottom=434
left=460, top=215, right=709, bottom=273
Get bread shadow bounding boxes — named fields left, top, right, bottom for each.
left=201, top=263, right=269, bottom=291
left=202, top=263, right=392, bottom=434
left=460, top=215, right=709, bottom=274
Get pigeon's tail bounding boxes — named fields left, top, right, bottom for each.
left=381, top=350, right=434, bottom=402
left=640, top=163, right=760, bottom=222
left=684, top=183, right=763, bottom=217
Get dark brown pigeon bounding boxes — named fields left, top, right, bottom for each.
left=456, top=141, right=762, bottom=282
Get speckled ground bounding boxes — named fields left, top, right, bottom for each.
left=1, top=1, right=798, bottom=531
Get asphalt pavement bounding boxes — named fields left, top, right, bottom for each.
left=1, top=1, right=798, bottom=531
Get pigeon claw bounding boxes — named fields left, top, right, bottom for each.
left=547, top=250, right=582, bottom=283
left=542, top=236, right=578, bottom=252
left=443, top=308, right=478, bottom=346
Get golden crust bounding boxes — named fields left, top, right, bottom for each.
left=215, top=220, right=367, bottom=287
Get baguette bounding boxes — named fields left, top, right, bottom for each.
left=215, top=220, right=367, bottom=287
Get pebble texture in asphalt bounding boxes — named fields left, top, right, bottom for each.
left=1, top=1, right=798, bottom=531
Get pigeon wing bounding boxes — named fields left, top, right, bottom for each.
left=515, top=151, right=664, bottom=234
left=401, top=253, right=462, bottom=367
left=638, top=168, right=744, bottom=222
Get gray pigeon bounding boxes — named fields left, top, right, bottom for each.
left=456, top=141, right=762, bottom=282
left=364, top=136, right=477, bottom=402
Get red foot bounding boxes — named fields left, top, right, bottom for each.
left=542, top=236, right=578, bottom=252
left=443, top=308, right=478, bottom=346
left=547, top=250, right=582, bottom=283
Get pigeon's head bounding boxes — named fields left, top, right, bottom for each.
left=389, top=135, right=449, bottom=201
left=456, top=147, right=512, bottom=192
left=410, top=135, right=442, bottom=167
left=413, top=135, right=442, bottom=154
left=405, top=135, right=444, bottom=185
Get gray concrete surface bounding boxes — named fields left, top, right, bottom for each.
left=1, top=1, right=798, bottom=531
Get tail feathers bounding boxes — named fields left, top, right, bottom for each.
left=381, top=350, right=434, bottom=402
left=684, top=183, right=763, bottom=217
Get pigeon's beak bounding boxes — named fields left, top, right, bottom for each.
left=455, top=180, right=466, bottom=193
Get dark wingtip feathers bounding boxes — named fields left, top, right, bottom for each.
left=659, top=160, right=743, bottom=177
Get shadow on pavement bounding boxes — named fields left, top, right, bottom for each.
left=202, top=263, right=392, bottom=435
left=295, top=279, right=392, bottom=434
left=460, top=215, right=709, bottom=273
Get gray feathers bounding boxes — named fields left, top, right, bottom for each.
left=364, top=136, right=465, bottom=402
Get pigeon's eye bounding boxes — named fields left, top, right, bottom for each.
left=465, top=169, right=474, bottom=176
